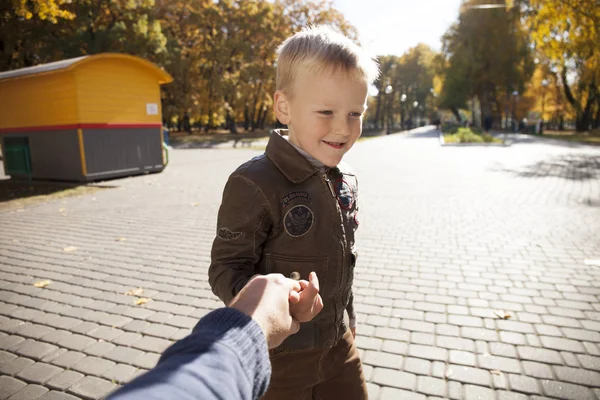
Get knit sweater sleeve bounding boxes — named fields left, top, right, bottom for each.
left=107, top=308, right=271, bottom=400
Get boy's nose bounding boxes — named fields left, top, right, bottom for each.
left=332, top=118, right=351, bottom=137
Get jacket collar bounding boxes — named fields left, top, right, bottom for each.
left=266, top=130, right=317, bottom=183
left=265, top=129, right=356, bottom=182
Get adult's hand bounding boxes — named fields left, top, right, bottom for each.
left=229, top=274, right=302, bottom=349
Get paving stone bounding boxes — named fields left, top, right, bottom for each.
left=6, top=384, right=48, bottom=400
left=131, top=336, right=172, bottom=353
left=39, top=330, right=72, bottom=346
left=535, top=324, right=562, bottom=337
left=431, top=361, right=446, bottom=378
left=363, top=350, right=403, bottom=369
left=13, top=323, right=55, bottom=340
left=372, top=367, right=417, bottom=390
left=381, top=340, right=406, bottom=358
left=517, top=346, right=563, bottom=365
left=46, top=370, right=84, bottom=391
left=583, top=342, right=600, bottom=356
left=363, top=364, right=373, bottom=381
left=464, top=384, right=494, bottom=400
left=101, top=363, right=138, bottom=384
left=83, top=341, right=116, bottom=357
left=0, top=357, right=35, bottom=375
left=69, top=322, right=100, bottom=335
left=448, top=315, right=483, bottom=328
left=380, top=387, right=425, bottom=400
left=403, top=357, right=431, bottom=375
left=373, top=327, right=410, bottom=341
left=540, top=336, right=586, bottom=353
left=527, top=334, right=542, bottom=347
left=499, top=331, right=526, bottom=345
left=356, top=336, right=382, bottom=351
left=541, top=380, right=596, bottom=400
left=401, top=320, right=435, bottom=333
left=561, top=328, right=600, bottom=342
left=68, top=376, right=116, bottom=400
left=131, top=352, right=160, bottom=369
left=411, top=332, right=435, bottom=346
left=521, top=360, right=554, bottom=379
left=103, top=346, right=145, bottom=365
left=408, top=344, right=447, bottom=362
left=507, top=374, right=541, bottom=395
left=57, top=333, right=96, bottom=352
left=477, top=354, right=521, bottom=374
left=417, top=376, right=446, bottom=397
left=0, top=376, right=27, bottom=399
left=16, top=362, right=63, bottom=384
left=553, top=365, right=600, bottom=386
left=87, top=326, right=124, bottom=341
left=447, top=381, right=462, bottom=400
left=437, top=335, right=475, bottom=352
left=71, top=356, right=116, bottom=376
left=541, top=315, right=582, bottom=328
left=561, top=351, right=581, bottom=367
left=577, top=354, right=600, bottom=371
left=13, top=340, right=58, bottom=360
left=366, top=383, right=379, bottom=400
left=436, top=324, right=459, bottom=337
left=38, top=391, right=81, bottom=400
left=45, top=317, right=81, bottom=330
left=449, top=350, right=476, bottom=366
left=446, top=365, right=490, bottom=386
left=0, top=349, right=17, bottom=366
left=497, top=320, right=535, bottom=334
left=462, top=327, right=498, bottom=341
left=497, top=390, right=529, bottom=400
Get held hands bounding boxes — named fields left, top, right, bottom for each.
left=229, top=273, right=324, bottom=349
left=289, top=272, right=324, bottom=323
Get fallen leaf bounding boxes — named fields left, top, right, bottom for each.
left=584, top=259, right=600, bottom=266
left=126, top=288, right=144, bottom=296
left=491, top=370, right=503, bottom=375
left=33, top=280, right=52, bottom=288
left=135, top=298, right=151, bottom=305
left=493, top=310, right=511, bottom=320
left=191, top=202, right=199, bottom=207
left=116, top=237, right=127, bottom=242
left=63, top=246, right=78, bottom=252
left=59, top=208, right=65, bottom=213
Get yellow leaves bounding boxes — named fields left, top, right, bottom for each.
left=493, top=310, right=512, bottom=320
left=12, top=0, right=75, bottom=23
left=135, top=298, right=151, bottom=306
left=33, top=280, right=52, bottom=288
left=191, top=202, right=199, bottom=207
left=63, top=246, right=78, bottom=252
left=116, top=237, right=127, bottom=242
left=126, top=288, right=144, bottom=296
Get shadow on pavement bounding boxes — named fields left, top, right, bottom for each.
left=493, top=154, right=600, bottom=181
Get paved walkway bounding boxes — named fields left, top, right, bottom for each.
left=1, top=127, right=599, bottom=400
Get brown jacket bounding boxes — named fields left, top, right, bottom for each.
left=208, top=130, right=359, bottom=352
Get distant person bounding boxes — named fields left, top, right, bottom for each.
left=108, top=273, right=322, bottom=400
left=208, top=25, right=379, bottom=400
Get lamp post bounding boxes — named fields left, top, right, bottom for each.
left=541, top=79, right=548, bottom=134
left=385, top=84, right=393, bottom=135
left=512, top=90, right=519, bottom=132
left=400, top=93, right=407, bottom=129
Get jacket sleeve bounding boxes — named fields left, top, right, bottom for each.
left=106, top=308, right=271, bottom=400
left=209, top=175, right=272, bottom=305
left=346, top=176, right=359, bottom=329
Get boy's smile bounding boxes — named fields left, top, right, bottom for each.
left=274, top=68, right=369, bottom=167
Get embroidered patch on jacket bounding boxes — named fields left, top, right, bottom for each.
left=217, top=227, right=242, bottom=241
left=284, top=205, right=314, bottom=237
left=335, top=179, right=354, bottom=210
left=281, top=191, right=310, bottom=206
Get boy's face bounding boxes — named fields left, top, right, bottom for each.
left=275, top=68, right=369, bottom=167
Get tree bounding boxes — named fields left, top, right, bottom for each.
left=525, top=0, right=600, bottom=131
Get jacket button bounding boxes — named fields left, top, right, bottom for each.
left=290, top=271, right=301, bottom=281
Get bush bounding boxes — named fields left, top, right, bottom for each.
left=443, top=128, right=503, bottom=144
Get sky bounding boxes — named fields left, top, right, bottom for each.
left=333, top=0, right=463, bottom=56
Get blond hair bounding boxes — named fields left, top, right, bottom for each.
left=276, top=25, right=379, bottom=95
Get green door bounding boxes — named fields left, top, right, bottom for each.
left=3, top=137, right=32, bottom=177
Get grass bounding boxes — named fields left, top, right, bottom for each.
left=539, top=129, right=600, bottom=146
left=443, top=127, right=503, bottom=144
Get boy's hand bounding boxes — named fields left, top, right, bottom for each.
left=289, top=272, right=324, bottom=323
left=350, top=327, right=356, bottom=338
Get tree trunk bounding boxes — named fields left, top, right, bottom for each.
left=244, top=105, right=250, bottom=131
left=450, top=107, right=462, bottom=123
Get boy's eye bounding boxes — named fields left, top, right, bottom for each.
left=349, top=112, right=363, bottom=118
left=318, top=110, right=333, bottom=115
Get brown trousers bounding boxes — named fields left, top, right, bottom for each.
left=262, top=329, right=368, bottom=400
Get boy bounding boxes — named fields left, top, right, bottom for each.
left=209, top=25, right=379, bottom=399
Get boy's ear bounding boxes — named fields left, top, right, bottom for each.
left=274, top=90, right=291, bottom=125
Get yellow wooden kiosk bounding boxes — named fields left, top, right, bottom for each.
left=0, top=53, right=173, bottom=181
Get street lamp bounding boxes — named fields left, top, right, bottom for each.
left=541, top=79, right=548, bottom=134
left=512, top=90, right=519, bottom=132
left=385, top=85, right=393, bottom=135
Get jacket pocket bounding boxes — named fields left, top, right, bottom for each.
left=265, top=253, right=328, bottom=288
